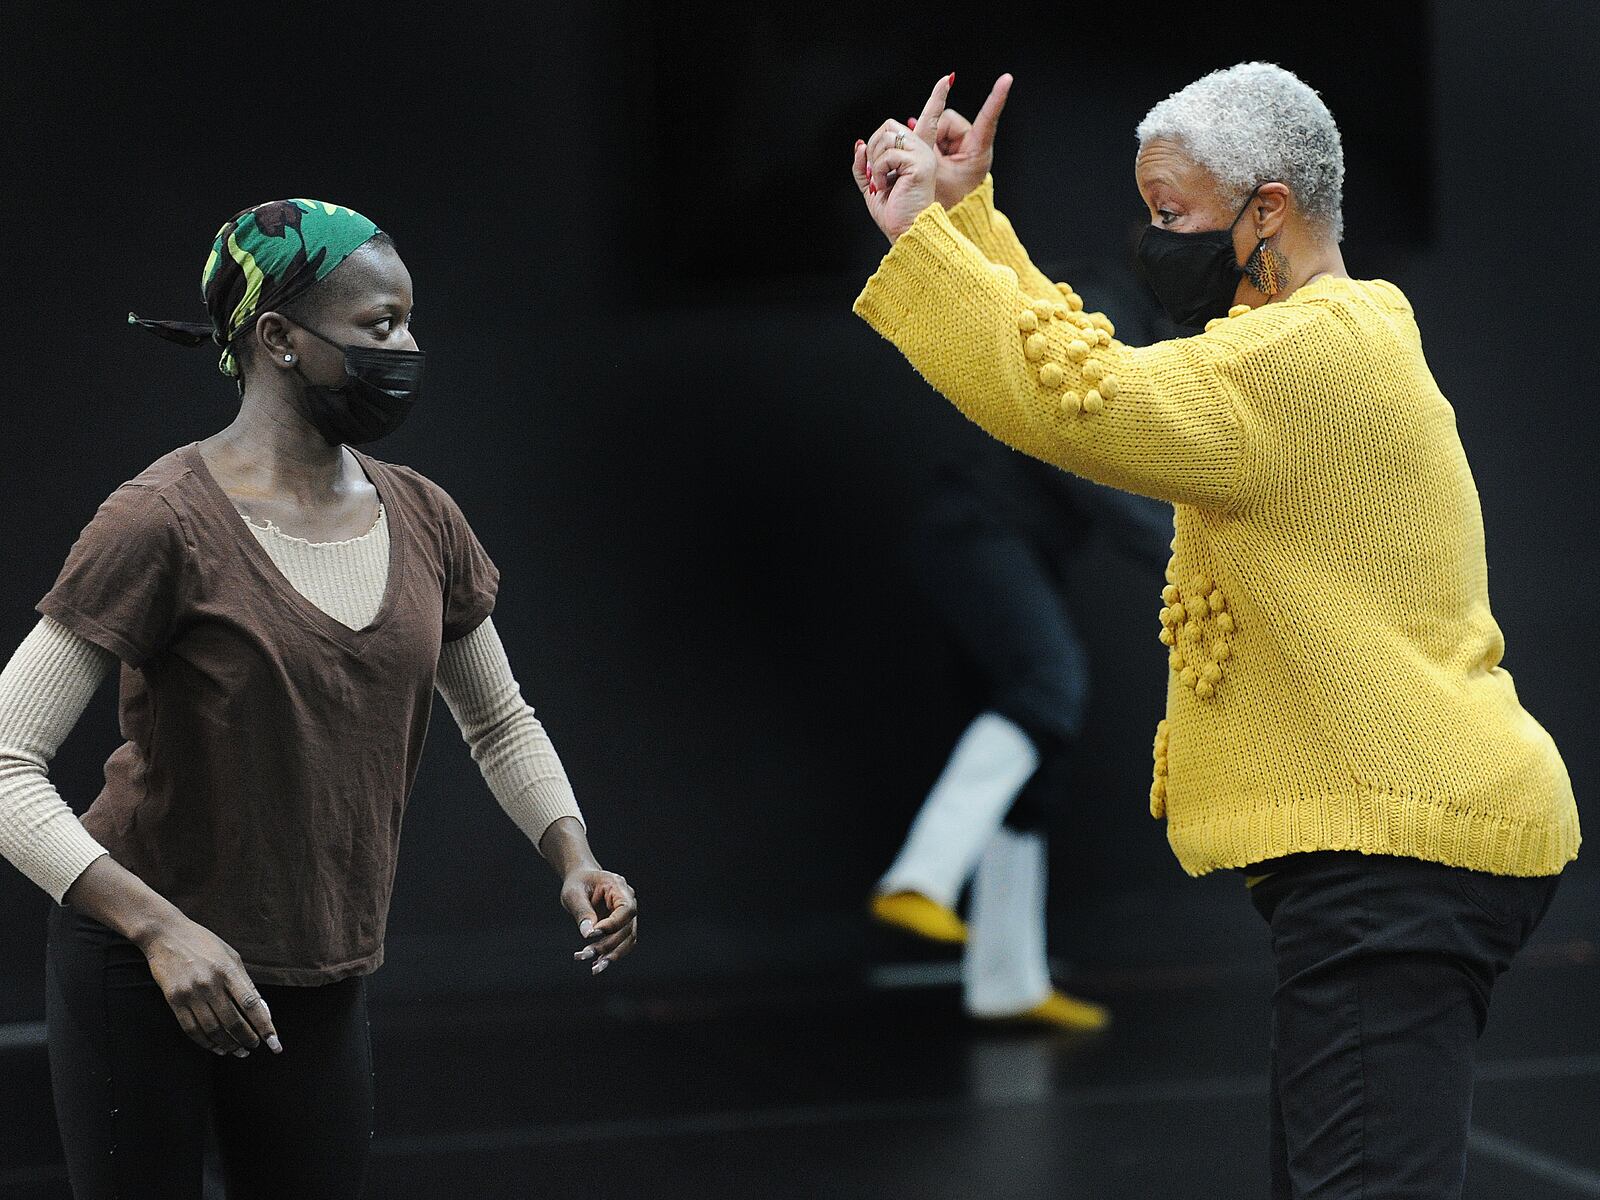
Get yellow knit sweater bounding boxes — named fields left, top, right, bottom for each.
left=854, top=175, right=1579, bottom=878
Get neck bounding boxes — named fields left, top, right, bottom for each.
left=202, top=385, right=350, bottom=502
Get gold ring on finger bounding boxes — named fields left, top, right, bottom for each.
left=894, top=131, right=906, bottom=150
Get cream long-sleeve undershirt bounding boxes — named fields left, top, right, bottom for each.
left=0, top=501, right=582, bottom=906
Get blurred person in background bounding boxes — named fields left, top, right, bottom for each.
left=871, top=248, right=1173, bottom=1033
left=851, top=64, right=1578, bottom=1199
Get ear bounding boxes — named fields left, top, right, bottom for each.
left=254, top=312, right=299, bottom=370
left=1251, top=182, right=1292, bottom=240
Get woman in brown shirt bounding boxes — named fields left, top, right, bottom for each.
left=1, top=198, right=637, bottom=1197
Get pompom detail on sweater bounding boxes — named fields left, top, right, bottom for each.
left=1024, top=334, right=1047, bottom=361
left=1039, top=362, right=1064, bottom=389
left=1017, top=310, right=1038, bottom=333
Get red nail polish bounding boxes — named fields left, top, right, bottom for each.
left=869, top=183, right=877, bottom=195
left=948, top=72, right=956, bottom=86
left=855, top=139, right=864, bottom=149
left=907, top=118, right=916, bottom=130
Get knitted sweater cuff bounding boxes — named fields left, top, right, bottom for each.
left=505, top=777, right=587, bottom=853
left=943, top=175, right=1006, bottom=259
left=852, top=199, right=988, bottom=343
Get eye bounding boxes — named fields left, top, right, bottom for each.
left=1157, top=208, right=1179, bottom=226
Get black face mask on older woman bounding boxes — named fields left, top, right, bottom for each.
left=1135, top=184, right=1262, bottom=328
left=290, top=323, right=426, bottom=447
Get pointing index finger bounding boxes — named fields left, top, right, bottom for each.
left=970, top=72, right=1014, bottom=150
left=915, top=71, right=955, bottom=146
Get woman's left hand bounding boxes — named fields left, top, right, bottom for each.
left=561, top=867, right=638, bottom=975
left=853, top=73, right=951, bottom=244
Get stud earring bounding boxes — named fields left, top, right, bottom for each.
left=284, top=353, right=294, bottom=362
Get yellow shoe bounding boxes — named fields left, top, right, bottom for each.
left=869, top=891, right=968, bottom=945
left=979, top=990, right=1111, bottom=1032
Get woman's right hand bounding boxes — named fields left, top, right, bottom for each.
left=139, top=916, right=282, bottom=1057
left=923, top=73, right=1014, bottom=209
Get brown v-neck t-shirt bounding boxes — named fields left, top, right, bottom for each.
left=36, top=440, right=500, bottom=985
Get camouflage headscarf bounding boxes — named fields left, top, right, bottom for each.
left=129, top=198, right=381, bottom=379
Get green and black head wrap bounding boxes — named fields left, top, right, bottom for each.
left=129, top=198, right=381, bottom=380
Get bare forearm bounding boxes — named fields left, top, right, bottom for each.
left=539, top=815, right=601, bottom=877
left=62, top=852, right=186, bottom=948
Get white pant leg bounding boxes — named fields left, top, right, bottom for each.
left=876, top=711, right=1040, bottom=908
left=962, top=825, right=1052, bottom=1017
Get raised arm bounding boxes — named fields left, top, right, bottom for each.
left=913, top=74, right=1065, bottom=307
left=943, top=175, right=1075, bottom=306
left=853, top=193, right=1256, bottom=507
left=854, top=79, right=1255, bottom=507
left=851, top=77, right=1350, bottom=511
left=435, top=615, right=637, bottom=972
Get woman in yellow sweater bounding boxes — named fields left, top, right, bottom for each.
left=850, top=63, right=1578, bottom=1199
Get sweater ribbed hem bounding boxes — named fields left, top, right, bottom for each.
left=1167, top=788, right=1581, bottom=878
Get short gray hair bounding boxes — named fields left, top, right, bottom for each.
left=1135, top=62, right=1345, bottom=242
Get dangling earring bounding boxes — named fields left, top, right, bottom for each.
left=1244, top=236, right=1287, bottom=296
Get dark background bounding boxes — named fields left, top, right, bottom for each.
left=1, top=1, right=1593, bottom=1016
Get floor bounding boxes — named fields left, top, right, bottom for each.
left=3, top=876, right=1598, bottom=1199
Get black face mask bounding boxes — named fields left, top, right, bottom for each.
left=1135, top=185, right=1261, bottom=328
left=290, top=324, right=425, bottom=446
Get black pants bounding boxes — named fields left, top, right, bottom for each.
left=1248, top=851, right=1561, bottom=1199
left=45, top=901, right=374, bottom=1199
left=910, top=487, right=1090, bottom=833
